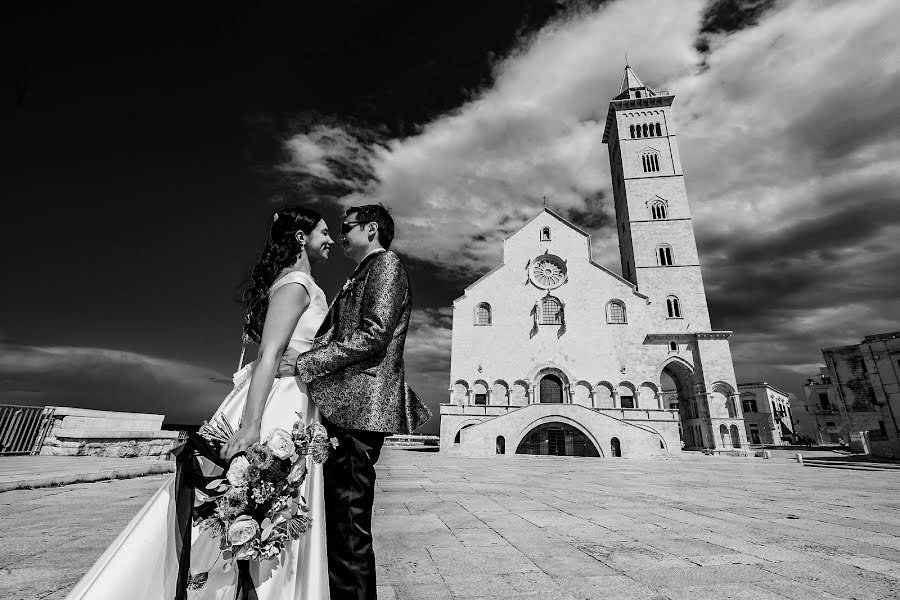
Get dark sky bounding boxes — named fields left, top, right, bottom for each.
left=2, top=2, right=572, bottom=430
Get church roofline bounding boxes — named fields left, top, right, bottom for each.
left=453, top=207, right=647, bottom=304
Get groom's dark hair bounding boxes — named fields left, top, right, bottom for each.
left=347, top=204, right=394, bottom=249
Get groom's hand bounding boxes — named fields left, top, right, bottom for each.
left=276, top=348, right=300, bottom=378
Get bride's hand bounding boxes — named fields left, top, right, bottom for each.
left=276, top=348, right=300, bottom=378
left=221, top=425, right=260, bottom=461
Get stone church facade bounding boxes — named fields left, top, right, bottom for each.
left=440, top=65, right=747, bottom=457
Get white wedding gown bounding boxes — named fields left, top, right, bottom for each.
left=67, top=271, right=331, bottom=600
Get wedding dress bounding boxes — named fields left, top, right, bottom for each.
left=66, top=271, right=331, bottom=600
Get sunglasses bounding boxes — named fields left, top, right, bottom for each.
left=341, top=221, right=366, bottom=235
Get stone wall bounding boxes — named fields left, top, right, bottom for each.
left=39, top=407, right=181, bottom=460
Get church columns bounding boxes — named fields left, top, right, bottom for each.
left=530, top=383, right=537, bottom=404
left=612, top=391, right=620, bottom=409
left=655, top=392, right=663, bottom=410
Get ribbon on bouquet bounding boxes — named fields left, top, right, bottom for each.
left=172, top=435, right=259, bottom=600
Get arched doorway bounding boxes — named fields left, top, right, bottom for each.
left=516, top=422, right=600, bottom=457
left=540, top=375, right=563, bottom=404
left=610, top=437, right=621, bottom=457
left=730, top=424, right=741, bottom=448
left=662, top=359, right=699, bottom=450
left=719, top=424, right=729, bottom=447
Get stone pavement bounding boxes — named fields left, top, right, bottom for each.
left=371, top=449, right=900, bottom=600
left=0, top=456, right=174, bottom=492
left=2, top=449, right=899, bottom=599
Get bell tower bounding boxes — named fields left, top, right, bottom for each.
left=603, top=64, right=711, bottom=330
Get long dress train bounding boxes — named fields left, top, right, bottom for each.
left=66, top=271, right=331, bottom=600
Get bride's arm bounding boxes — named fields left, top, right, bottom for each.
left=221, top=283, right=310, bottom=460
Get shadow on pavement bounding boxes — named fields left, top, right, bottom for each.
left=802, top=454, right=900, bottom=472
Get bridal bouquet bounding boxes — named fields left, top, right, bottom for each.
left=195, top=413, right=336, bottom=564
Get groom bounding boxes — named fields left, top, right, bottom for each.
left=278, top=204, right=431, bottom=600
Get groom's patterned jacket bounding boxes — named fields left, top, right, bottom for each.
left=294, top=249, right=432, bottom=434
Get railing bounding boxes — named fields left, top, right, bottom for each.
left=0, top=404, right=56, bottom=455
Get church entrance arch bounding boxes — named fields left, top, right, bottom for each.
left=540, top=375, right=563, bottom=404
left=661, top=358, right=701, bottom=450
left=515, top=422, right=600, bottom=457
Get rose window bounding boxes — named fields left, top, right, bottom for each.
left=530, top=255, right=566, bottom=289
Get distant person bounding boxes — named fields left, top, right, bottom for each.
left=66, top=205, right=430, bottom=600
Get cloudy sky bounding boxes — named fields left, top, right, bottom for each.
left=4, top=0, right=899, bottom=432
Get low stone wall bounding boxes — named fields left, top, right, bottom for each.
left=384, top=435, right=440, bottom=447
left=39, top=407, right=181, bottom=460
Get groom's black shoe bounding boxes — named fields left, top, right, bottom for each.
left=323, top=419, right=387, bottom=600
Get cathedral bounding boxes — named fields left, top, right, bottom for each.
left=440, top=65, right=747, bottom=457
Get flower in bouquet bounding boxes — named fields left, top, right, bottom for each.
left=265, top=429, right=296, bottom=460
left=251, top=481, right=277, bottom=504
left=227, top=515, right=259, bottom=545
left=226, top=455, right=251, bottom=487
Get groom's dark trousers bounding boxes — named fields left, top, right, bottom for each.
left=322, top=419, right=387, bottom=600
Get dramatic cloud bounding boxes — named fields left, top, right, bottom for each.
left=403, top=307, right=453, bottom=433
left=0, top=344, right=232, bottom=425
left=283, top=0, right=900, bottom=401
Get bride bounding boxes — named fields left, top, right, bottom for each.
left=67, top=206, right=335, bottom=599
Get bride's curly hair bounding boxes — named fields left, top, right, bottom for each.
left=239, top=206, right=323, bottom=344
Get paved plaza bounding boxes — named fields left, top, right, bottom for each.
left=2, top=449, right=899, bottom=599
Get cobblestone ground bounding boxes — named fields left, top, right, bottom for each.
left=2, top=450, right=900, bottom=599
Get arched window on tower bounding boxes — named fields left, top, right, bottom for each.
left=629, top=124, right=636, bottom=138
left=606, top=300, right=626, bottom=324
left=641, top=150, right=660, bottom=173
left=650, top=200, right=667, bottom=220
left=540, top=226, right=551, bottom=241
left=657, top=244, right=674, bottom=266
left=642, top=123, right=649, bottom=137
left=666, top=295, right=682, bottom=319
left=668, top=341, right=678, bottom=352
left=655, top=122, right=662, bottom=136
left=474, top=303, right=492, bottom=326
left=540, top=296, right=563, bottom=325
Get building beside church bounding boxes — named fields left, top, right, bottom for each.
left=440, top=65, right=748, bottom=457
left=797, top=332, right=900, bottom=458
left=737, top=382, right=794, bottom=445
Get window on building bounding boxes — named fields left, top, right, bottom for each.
left=642, top=123, right=649, bottom=137
left=620, top=395, right=635, bottom=409
left=669, top=341, right=678, bottom=352
left=540, top=296, right=563, bottom=325
left=655, top=122, right=662, bottom=136
left=629, top=124, right=636, bottom=138
left=474, top=393, right=487, bottom=405
left=474, top=303, right=492, bottom=326
left=540, top=226, right=551, bottom=241
left=818, top=392, right=831, bottom=411
left=657, top=245, right=674, bottom=266
left=666, top=295, right=682, bottom=319
left=650, top=201, right=667, bottom=220
left=860, top=359, right=868, bottom=373
left=606, top=300, right=626, bottom=324
left=641, top=152, right=660, bottom=173
left=742, top=398, right=758, bottom=412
